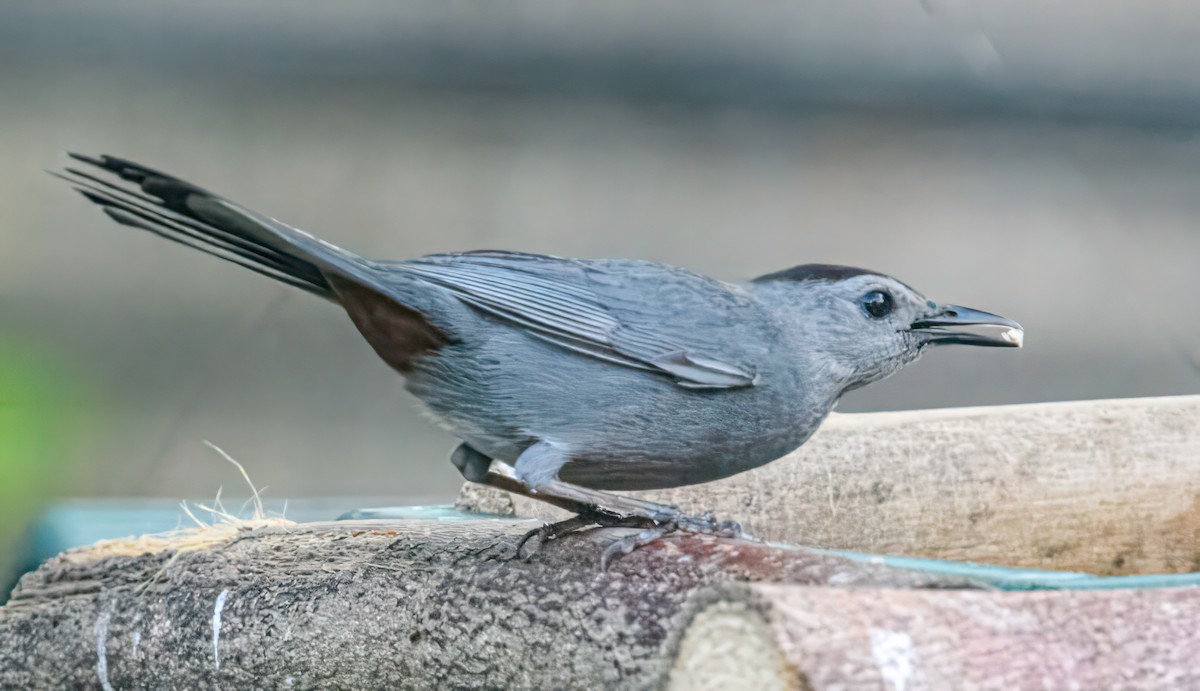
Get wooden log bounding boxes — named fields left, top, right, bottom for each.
left=466, top=395, right=1200, bottom=575
left=0, top=519, right=965, bottom=690
left=669, top=585, right=1200, bottom=690
left=4, top=519, right=1199, bottom=689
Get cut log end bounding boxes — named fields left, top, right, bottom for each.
left=667, top=601, right=796, bottom=691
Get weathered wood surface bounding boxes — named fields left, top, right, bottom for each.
left=469, top=395, right=1200, bottom=575
left=4, top=519, right=1200, bottom=689
left=6, top=395, right=1199, bottom=688
left=0, top=519, right=965, bottom=690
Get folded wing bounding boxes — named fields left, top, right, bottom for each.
left=397, top=251, right=758, bottom=389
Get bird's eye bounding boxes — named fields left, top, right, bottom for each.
left=860, top=290, right=894, bottom=319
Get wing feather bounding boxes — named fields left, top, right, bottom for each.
left=399, top=252, right=757, bottom=389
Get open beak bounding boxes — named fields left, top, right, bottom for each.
left=910, top=305, right=1024, bottom=348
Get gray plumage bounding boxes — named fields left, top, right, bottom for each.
left=56, top=154, right=1022, bottom=495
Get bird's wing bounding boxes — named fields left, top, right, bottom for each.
left=395, top=251, right=759, bottom=389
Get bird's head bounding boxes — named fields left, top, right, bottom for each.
left=751, top=264, right=1022, bottom=393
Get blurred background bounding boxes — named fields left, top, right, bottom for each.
left=1, top=1, right=1199, bottom=581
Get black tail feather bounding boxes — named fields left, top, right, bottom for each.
left=56, top=154, right=333, bottom=298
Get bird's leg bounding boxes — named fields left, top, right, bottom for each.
left=481, top=460, right=681, bottom=522
left=473, top=460, right=745, bottom=565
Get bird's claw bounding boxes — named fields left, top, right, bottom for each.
left=599, top=522, right=677, bottom=570
left=674, top=510, right=744, bottom=539
left=598, top=510, right=747, bottom=569
left=514, top=506, right=747, bottom=567
left=516, top=513, right=600, bottom=561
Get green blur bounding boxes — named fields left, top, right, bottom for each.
left=0, top=336, right=80, bottom=581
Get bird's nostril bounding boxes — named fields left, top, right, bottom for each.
left=944, top=309, right=958, bottom=317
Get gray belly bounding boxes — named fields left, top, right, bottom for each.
left=555, top=399, right=827, bottom=490
left=406, top=332, right=828, bottom=490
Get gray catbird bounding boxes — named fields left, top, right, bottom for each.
left=56, top=154, right=1022, bottom=561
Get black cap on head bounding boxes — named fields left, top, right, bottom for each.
left=751, top=264, right=879, bottom=284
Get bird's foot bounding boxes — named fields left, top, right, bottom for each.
left=598, top=510, right=745, bottom=569
left=516, top=506, right=747, bottom=568
left=672, top=509, right=745, bottom=538
left=516, top=510, right=655, bottom=561
left=599, top=523, right=676, bottom=570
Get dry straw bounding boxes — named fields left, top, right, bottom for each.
left=62, top=441, right=294, bottom=564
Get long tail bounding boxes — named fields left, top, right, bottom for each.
left=54, top=153, right=365, bottom=298
left=55, top=153, right=452, bottom=372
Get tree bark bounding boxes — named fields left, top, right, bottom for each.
left=4, top=518, right=1198, bottom=689
left=0, top=518, right=962, bottom=690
